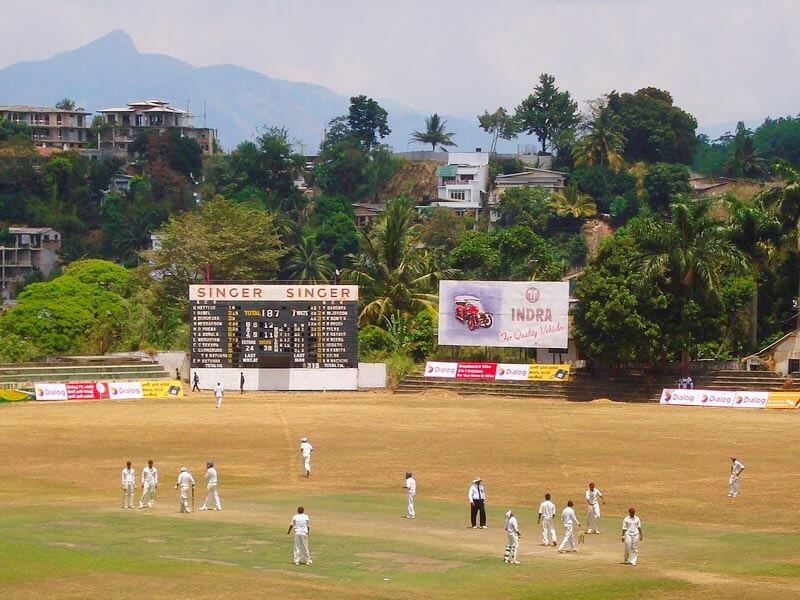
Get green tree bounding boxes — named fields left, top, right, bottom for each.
left=643, top=163, right=691, bottom=213
left=286, top=235, right=334, bottom=283
left=55, top=98, right=76, bottom=110
left=348, top=95, right=391, bottom=151
left=410, top=113, right=457, bottom=151
left=493, top=186, right=552, bottom=232
left=418, top=207, right=467, bottom=252
left=315, top=117, right=368, bottom=196
left=514, top=73, right=579, bottom=154
left=723, top=122, right=766, bottom=178
left=344, top=197, right=456, bottom=325
left=606, top=87, right=697, bottom=164
left=548, top=183, right=597, bottom=219
left=573, top=99, right=626, bottom=172
left=478, top=107, right=518, bottom=154
left=447, top=230, right=500, bottom=279
left=754, top=115, right=800, bottom=165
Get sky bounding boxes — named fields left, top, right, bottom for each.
left=1, top=0, right=798, bottom=130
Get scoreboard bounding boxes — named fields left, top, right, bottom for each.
left=190, top=285, right=359, bottom=375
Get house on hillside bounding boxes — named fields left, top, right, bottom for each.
left=0, top=227, right=61, bottom=304
left=353, top=203, right=383, bottom=227
left=742, top=331, right=800, bottom=375
left=97, top=99, right=216, bottom=156
left=0, top=105, right=91, bottom=152
left=489, top=168, right=566, bottom=222
left=426, top=151, right=489, bottom=217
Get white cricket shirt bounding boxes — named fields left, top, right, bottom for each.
left=406, top=477, right=416, bottom=495
left=205, top=467, right=218, bottom=486
left=539, top=500, right=556, bottom=519
left=122, top=467, right=135, bottom=486
left=291, top=513, right=310, bottom=534
left=585, top=488, right=602, bottom=505
left=561, top=506, right=579, bottom=526
left=176, top=471, right=195, bottom=487
left=731, top=460, right=744, bottom=476
left=142, top=466, right=158, bottom=485
left=622, top=515, right=641, bottom=536
left=505, top=515, right=519, bottom=534
left=300, top=442, right=313, bottom=458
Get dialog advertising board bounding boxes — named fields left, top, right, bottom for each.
left=438, top=281, right=569, bottom=349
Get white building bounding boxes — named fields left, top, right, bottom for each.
left=489, top=168, right=566, bottom=222
left=429, top=152, right=489, bottom=215
left=0, top=105, right=91, bottom=151
left=0, top=227, right=61, bottom=304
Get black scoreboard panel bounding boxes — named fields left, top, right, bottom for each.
left=191, top=301, right=358, bottom=369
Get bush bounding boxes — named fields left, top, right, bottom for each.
left=385, top=352, right=417, bottom=388
left=359, top=325, right=389, bottom=356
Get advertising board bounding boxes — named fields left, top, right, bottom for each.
left=424, top=362, right=571, bottom=382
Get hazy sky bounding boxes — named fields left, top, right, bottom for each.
left=1, top=0, right=798, bottom=128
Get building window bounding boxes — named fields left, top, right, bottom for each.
left=107, top=115, right=116, bottom=124
left=56, top=115, right=62, bottom=125
left=135, top=115, right=144, bottom=127
left=450, top=191, right=466, bottom=201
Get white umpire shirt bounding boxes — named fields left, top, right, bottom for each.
left=468, top=483, right=485, bottom=501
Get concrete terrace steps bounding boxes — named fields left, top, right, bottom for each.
left=690, top=370, right=799, bottom=392
left=0, top=358, right=172, bottom=389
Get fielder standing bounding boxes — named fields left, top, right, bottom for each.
left=585, top=482, right=605, bottom=533
left=404, top=471, right=416, bottom=518
left=503, top=510, right=521, bottom=564
left=199, top=461, right=222, bottom=511
left=621, top=507, right=643, bottom=566
left=287, top=506, right=312, bottom=565
left=468, top=477, right=487, bottom=528
left=138, top=459, right=158, bottom=509
left=175, top=466, right=196, bottom=513
left=214, top=382, right=224, bottom=408
left=728, top=456, right=745, bottom=497
left=300, top=437, right=314, bottom=477
left=557, top=500, right=580, bottom=553
left=537, top=492, right=557, bottom=546
left=121, top=461, right=135, bottom=509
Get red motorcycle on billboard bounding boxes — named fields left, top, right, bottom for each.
left=454, top=295, right=493, bottom=331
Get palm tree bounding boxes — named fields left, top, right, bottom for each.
left=286, top=235, right=334, bottom=283
left=636, top=198, right=747, bottom=372
left=723, top=122, right=767, bottom=178
left=573, top=109, right=626, bottom=172
left=343, top=197, right=457, bottom=325
left=548, top=184, right=597, bottom=219
left=409, top=114, right=457, bottom=151
left=724, top=195, right=781, bottom=349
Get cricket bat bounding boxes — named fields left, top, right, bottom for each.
left=192, top=486, right=195, bottom=512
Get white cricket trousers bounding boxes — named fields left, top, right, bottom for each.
left=407, top=492, right=416, bottom=518
left=179, top=485, right=192, bottom=512
left=587, top=504, right=601, bottom=532
left=122, top=484, right=134, bottom=508
left=541, top=517, right=557, bottom=545
left=504, top=532, right=519, bottom=562
left=728, top=474, right=740, bottom=497
left=293, top=532, right=311, bottom=564
left=303, top=456, right=311, bottom=476
left=202, top=484, right=221, bottom=510
left=558, top=525, right=577, bottom=552
left=624, top=533, right=640, bottom=565
left=215, top=394, right=222, bottom=408
left=139, top=482, right=155, bottom=507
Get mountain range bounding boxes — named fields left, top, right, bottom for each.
left=0, top=30, right=515, bottom=153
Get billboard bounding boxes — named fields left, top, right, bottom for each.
left=438, top=281, right=569, bottom=348
left=424, top=361, right=571, bottom=381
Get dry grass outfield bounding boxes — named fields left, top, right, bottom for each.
left=1, top=390, right=799, bottom=599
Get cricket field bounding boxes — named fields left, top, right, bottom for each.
left=1, top=390, right=798, bottom=599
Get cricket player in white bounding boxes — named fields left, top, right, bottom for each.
left=728, top=457, right=745, bottom=497
left=287, top=506, right=312, bottom=565
left=121, top=461, right=135, bottom=509
left=138, top=460, right=158, bottom=509
left=558, top=500, right=581, bottom=553
left=537, top=493, right=557, bottom=546
left=503, top=510, right=521, bottom=564
left=585, top=482, right=605, bottom=533
left=214, top=382, right=224, bottom=408
left=199, top=461, right=222, bottom=511
left=300, top=437, right=313, bottom=477
left=174, top=467, right=196, bottom=513
left=621, top=507, right=642, bottom=566
left=404, top=471, right=416, bottom=518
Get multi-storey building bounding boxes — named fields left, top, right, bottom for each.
left=427, top=151, right=490, bottom=216
left=0, top=227, right=61, bottom=304
left=0, top=105, right=91, bottom=151
left=97, top=99, right=216, bottom=155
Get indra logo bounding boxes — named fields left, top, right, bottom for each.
left=525, top=287, right=540, bottom=303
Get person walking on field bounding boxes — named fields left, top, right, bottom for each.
left=192, top=372, right=200, bottom=392
left=503, top=510, right=521, bottom=564
left=287, top=506, right=312, bottom=565
left=538, top=492, right=558, bottom=546
left=199, top=461, right=222, bottom=511
left=729, top=456, right=745, bottom=497
left=121, top=461, right=135, bottom=509
left=174, top=467, right=196, bottom=513
left=138, top=460, right=158, bottom=509
left=214, top=382, right=223, bottom=408
left=585, top=482, right=605, bottom=533
left=621, top=507, right=643, bottom=566
left=468, top=477, right=487, bottom=528
left=558, top=500, right=581, bottom=553
left=239, top=372, right=245, bottom=394
left=404, top=471, right=416, bottom=518
left=300, top=437, right=314, bottom=477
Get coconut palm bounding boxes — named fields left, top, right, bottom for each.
left=286, top=235, right=334, bottom=283
left=636, top=198, right=747, bottom=371
left=548, top=183, right=597, bottom=219
left=343, top=197, right=457, bottom=325
left=573, top=109, right=626, bottom=172
left=409, top=114, right=457, bottom=151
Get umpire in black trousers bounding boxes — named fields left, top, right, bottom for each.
left=468, top=477, right=487, bottom=528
